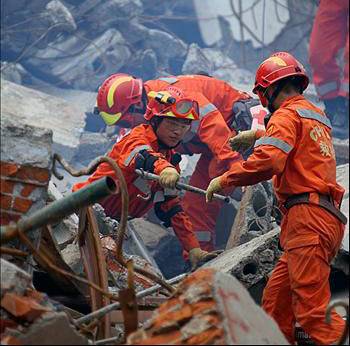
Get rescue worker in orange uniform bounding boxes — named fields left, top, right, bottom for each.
left=73, top=90, right=218, bottom=270
left=309, top=0, right=349, bottom=139
left=95, top=73, right=265, bottom=251
left=206, top=52, right=347, bottom=345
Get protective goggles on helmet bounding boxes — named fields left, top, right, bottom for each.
left=157, top=99, right=200, bottom=120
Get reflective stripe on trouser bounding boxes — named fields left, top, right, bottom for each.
left=195, top=231, right=212, bottom=242
left=339, top=80, right=349, bottom=97
left=309, top=0, right=349, bottom=99
left=262, top=204, right=345, bottom=345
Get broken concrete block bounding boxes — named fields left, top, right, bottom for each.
left=206, top=228, right=282, bottom=288
left=147, top=29, right=188, bottom=61
left=127, top=268, right=288, bottom=345
left=1, top=114, right=52, bottom=272
left=182, top=43, right=213, bottom=75
left=1, top=293, right=51, bottom=322
left=226, top=182, right=275, bottom=249
left=61, top=242, right=83, bottom=275
left=72, top=131, right=114, bottom=166
left=30, top=29, right=131, bottom=91
left=101, top=236, right=156, bottom=292
left=45, top=0, right=77, bottom=33
left=1, top=79, right=85, bottom=162
left=0, top=259, right=33, bottom=297
left=6, top=312, right=88, bottom=345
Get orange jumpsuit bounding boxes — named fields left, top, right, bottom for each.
left=145, top=75, right=250, bottom=250
left=309, top=0, right=349, bottom=99
left=73, top=124, right=200, bottom=253
left=219, top=95, right=346, bottom=345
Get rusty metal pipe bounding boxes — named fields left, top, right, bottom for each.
left=53, top=154, right=173, bottom=293
left=135, top=169, right=232, bottom=204
left=0, top=177, right=116, bottom=244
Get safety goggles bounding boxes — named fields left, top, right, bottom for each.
left=159, top=99, right=200, bottom=120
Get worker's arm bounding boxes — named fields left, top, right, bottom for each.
left=219, top=110, right=299, bottom=188
left=189, top=92, right=243, bottom=176
left=72, top=132, right=174, bottom=192
left=154, top=195, right=200, bottom=251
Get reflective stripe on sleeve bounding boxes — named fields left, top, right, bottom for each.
left=199, top=103, right=217, bottom=119
left=254, top=136, right=293, bottom=154
left=158, top=77, right=178, bottom=84
left=124, top=145, right=151, bottom=166
left=296, top=109, right=332, bottom=129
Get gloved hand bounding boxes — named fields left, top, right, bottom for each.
left=229, top=129, right=257, bottom=153
left=206, top=176, right=223, bottom=203
left=159, top=167, right=180, bottom=189
left=189, top=248, right=221, bottom=270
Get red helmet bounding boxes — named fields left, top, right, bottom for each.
left=96, top=73, right=143, bottom=125
left=144, top=89, right=200, bottom=122
left=252, top=52, right=309, bottom=107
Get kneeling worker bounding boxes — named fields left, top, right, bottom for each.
left=73, top=89, right=217, bottom=270
left=206, top=52, right=347, bottom=345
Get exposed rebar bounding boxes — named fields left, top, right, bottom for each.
left=75, top=272, right=187, bottom=326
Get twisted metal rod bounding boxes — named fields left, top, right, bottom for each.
left=18, top=231, right=119, bottom=301
left=52, top=154, right=174, bottom=293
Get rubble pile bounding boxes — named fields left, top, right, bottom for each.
left=127, top=268, right=288, bottom=345
left=2, top=0, right=316, bottom=96
left=101, top=236, right=157, bottom=292
left=1, top=79, right=86, bottom=163
left=1, top=1, right=349, bottom=344
left=0, top=115, right=53, bottom=272
left=0, top=259, right=88, bottom=345
left=206, top=228, right=282, bottom=304
left=225, top=182, right=276, bottom=248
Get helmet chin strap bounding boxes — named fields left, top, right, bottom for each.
left=266, top=78, right=289, bottom=113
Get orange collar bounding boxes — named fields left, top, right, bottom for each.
left=279, top=94, right=305, bottom=109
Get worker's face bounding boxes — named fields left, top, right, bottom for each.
left=156, top=118, right=191, bottom=147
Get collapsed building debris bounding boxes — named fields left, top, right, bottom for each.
left=1, top=79, right=86, bottom=162
left=0, top=258, right=88, bottom=345
left=226, top=182, right=276, bottom=248
left=206, top=227, right=282, bottom=304
left=126, top=268, right=288, bottom=345
left=0, top=115, right=53, bottom=273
